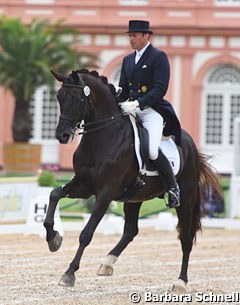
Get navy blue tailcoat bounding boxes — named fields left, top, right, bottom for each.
left=118, top=43, right=182, bottom=146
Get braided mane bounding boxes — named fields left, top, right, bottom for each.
left=76, top=68, right=117, bottom=97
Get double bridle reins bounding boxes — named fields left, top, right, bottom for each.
left=61, top=80, right=122, bottom=136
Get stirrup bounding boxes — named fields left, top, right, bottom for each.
left=164, top=187, right=180, bottom=208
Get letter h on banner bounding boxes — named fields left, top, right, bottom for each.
left=26, top=187, right=63, bottom=237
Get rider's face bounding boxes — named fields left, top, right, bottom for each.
left=129, top=32, right=150, bottom=51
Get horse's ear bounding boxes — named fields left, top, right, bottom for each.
left=50, top=70, right=66, bottom=82
left=72, top=71, right=80, bottom=84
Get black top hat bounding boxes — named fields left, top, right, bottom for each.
left=126, top=20, right=153, bottom=34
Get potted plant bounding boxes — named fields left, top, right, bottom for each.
left=37, top=170, right=57, bottom=188
left=0, top=17, right=97, bottom=173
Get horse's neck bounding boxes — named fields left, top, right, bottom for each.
left=84, top=105, right=119, bottom=124
left=82, top=114, right=130, bottom=149
left=76, top=115, right=133, bottom=172
left=82, top=75, right=122, bottom=127
left=88, top=91, right=119, bottom=121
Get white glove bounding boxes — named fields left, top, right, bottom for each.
left=120, top=100, right=139, bottom=115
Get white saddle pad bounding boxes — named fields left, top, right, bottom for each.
left=129, top=115, right=180, bottom=177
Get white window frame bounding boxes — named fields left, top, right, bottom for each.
left=214, top=0, right=240, bottom=6
left=200, top=65, right=240, bottom=173
left=119, top=0, right=148, bottom=5
left=25, top=0, right=55, bottom=4
left=30, top=85, right=59, bottom=164
left=201, top=85, right=240, bottom=149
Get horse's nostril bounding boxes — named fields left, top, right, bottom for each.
left=62, top=134, right=70, bottom=142
left=56, top=133, right=70, bottom=144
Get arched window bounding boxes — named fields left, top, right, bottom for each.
left=208, top=65, right=240, bottom=84
left=201, top=64, right=240, bottom=173
left=29, top=85, right=59, bottom=164
left=202, top=64, right=240, bottom=147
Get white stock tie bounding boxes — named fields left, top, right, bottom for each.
left=135, top=52, right=141, bottom=64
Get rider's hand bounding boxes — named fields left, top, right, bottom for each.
left=120, top=100, right=139, bottom=115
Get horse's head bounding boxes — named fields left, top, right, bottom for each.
left=52, top=69, right=120, bottom=144
left=51, top=70, right=92, bottom=144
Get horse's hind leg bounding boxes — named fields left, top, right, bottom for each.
left=97, top=201, right=142, bottom=276
left=172, top=182, right=201, bottom=292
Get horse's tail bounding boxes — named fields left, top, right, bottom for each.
left=198, top=152, right=222, bottom=206
left=188, top=152, right=222, bottom=242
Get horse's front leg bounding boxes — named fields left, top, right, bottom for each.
left=59, top=192, right=111, bottom=287
left=43, top=186, right=65, bottom=252
left=97, top=201, right=142, bottom=276
left=44, top=175, right=85, bottom=252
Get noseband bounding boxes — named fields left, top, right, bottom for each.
left=60, top=75, right=122, bottom=136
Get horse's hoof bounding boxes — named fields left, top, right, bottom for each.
left=97, top=264, right=113, bottom=276
left=47, top=232, right=63, bottom=252
left=170, top=279, right=189, bottom=293
left=58, top=273, right=76, bottom=287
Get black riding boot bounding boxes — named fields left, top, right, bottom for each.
left=153, top=149, right=180, bottom=208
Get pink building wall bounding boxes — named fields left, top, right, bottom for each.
left=0, top=0, right=240, bottom=170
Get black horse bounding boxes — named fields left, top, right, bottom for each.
left=44, top=69, right=221, bottom=290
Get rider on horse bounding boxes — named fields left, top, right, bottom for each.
left=118, top=20, right=181, bottom=208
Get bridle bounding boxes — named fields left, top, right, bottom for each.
left=60, top=76, right=122, bottom=136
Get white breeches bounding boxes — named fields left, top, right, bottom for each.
left=135, top=107, right=164, bottom=160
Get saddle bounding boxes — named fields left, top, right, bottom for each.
left=135, top=116, right=155, bottom=171
left=118, top=116, right=182, bottom=201
left=134, top=115, right=182, bottom=175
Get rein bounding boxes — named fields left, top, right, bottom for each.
left=77, top=114, right=123, bottom=135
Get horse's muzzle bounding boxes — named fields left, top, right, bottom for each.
left=56, top=131, right=73, bottom=144
left=56, top=118, right=75, bottom=144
